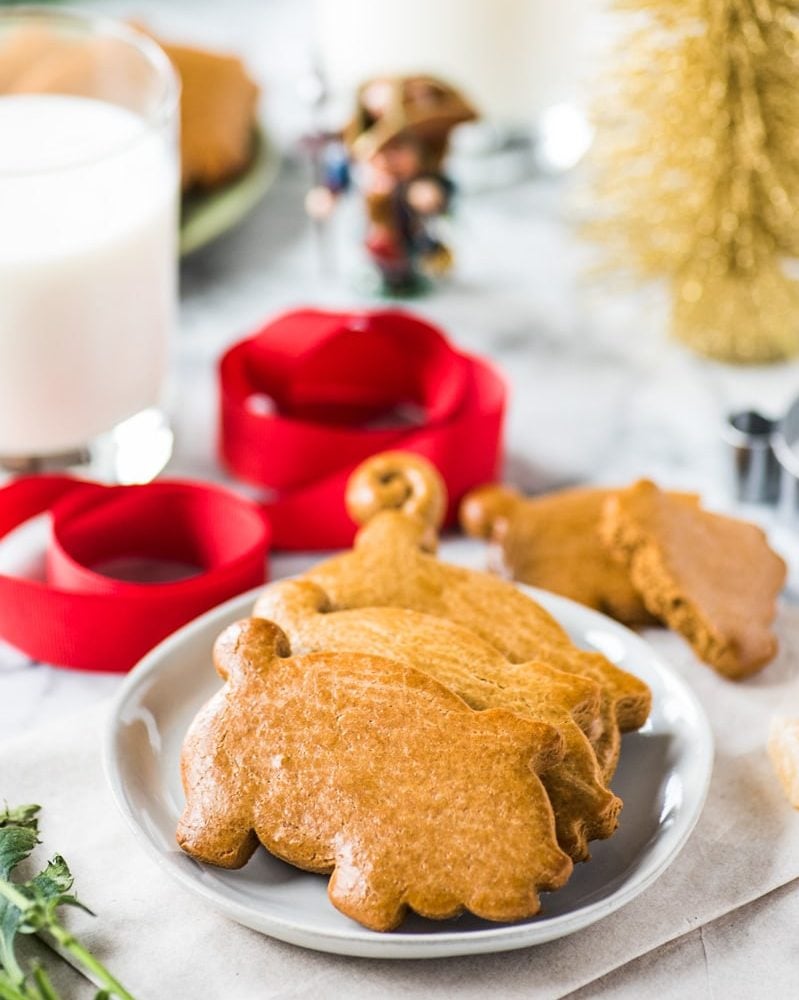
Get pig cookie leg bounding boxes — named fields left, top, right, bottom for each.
left=327, top=856, right=409, bottom=933
left=177, top=794, right=258, bottom=869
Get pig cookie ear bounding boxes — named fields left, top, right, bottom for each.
left=346, top=451, right=447, bottom=533
left=213, top=618, right=291, bottom=683
left=253, top=579, right=332, bottom=624
left=459, top=484, right=520, bottom=542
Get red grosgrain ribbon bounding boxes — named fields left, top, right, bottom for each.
left=0, top=476, right=269, bottom=672
left=219, top=309, right=507, bottom=549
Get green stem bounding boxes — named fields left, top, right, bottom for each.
left=0, top=972, right=34, bottom=1000
left=0, top=937, right=25, bottom=990
left=0, top=881, right=32, bottom=985
left=45, top=926, right=134, bottom=1000
left=29, top=968, right=59, bottom=1000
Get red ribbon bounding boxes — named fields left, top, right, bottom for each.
left=0, top=476, right=269, bottom=672
left=219, top=308, right=507, bottom=549
left=0, top=309, right=503, bottom=671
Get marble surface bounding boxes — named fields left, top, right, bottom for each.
left=3, top=1, right=799, bottom=996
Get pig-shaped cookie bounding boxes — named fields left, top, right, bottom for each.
left=254, top=579, right=621, bottom=862
left=177, top=618, right=573, bottom=932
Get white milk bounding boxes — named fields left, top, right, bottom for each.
left=0, top=94, right=177, bottom=456
left=314, top=0, right=595, bottom=123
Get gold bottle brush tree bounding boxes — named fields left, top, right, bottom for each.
left=587, top=0, right=799, bottom=363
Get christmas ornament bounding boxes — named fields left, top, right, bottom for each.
left=305, top=76, right=476, bottom=295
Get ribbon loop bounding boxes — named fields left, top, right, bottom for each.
left=220, top=308, right=507, bottom=550
left=0, top=477, right=269, bottom=672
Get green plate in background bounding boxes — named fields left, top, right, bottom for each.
left=179, top=126, right=280, bottom=256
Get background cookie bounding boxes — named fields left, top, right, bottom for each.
left=177, top=618, right=572, bottom=931
left=601, top=480, right=786, bottom=679
left=254, top=579, right=621, bottom=861
left=460, top=484, right=657, bottom=625
left=161, top=40, right=259, bottom=191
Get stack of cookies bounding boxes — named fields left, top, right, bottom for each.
left=176, top=453, right=652, bottom=932
left=462, top=481, right=787, bottom=680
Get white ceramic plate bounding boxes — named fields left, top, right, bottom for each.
left=179, top=127, right=279, bottom=256
left=104, top=583, right=713, bottom=959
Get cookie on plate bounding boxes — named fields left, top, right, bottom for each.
left=160, top=40, right=259, bottom=191
left=460, top=484, right=658, bottom=625
left=306, top=452, right=652, bottom=779
left=601, top=480, right=786, bottom=678
left=176, top=618, right=572, bottom=931
left=255, top=579, right=621, bottom=861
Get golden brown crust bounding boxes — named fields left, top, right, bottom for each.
left=254, top=579, right=621, bottom=861
left=601, top=480, right=786, bottom=679
left=461, top=484, right=658, bottom=625
left=177, top=618, right=572, bottom=931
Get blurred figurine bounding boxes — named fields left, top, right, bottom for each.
left=306, top=75, right=477, bottom=295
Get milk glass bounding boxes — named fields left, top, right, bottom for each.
left=0, top=9, right=179, bottom=482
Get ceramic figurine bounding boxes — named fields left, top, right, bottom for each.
left=306, top=75, right=476, bottom=295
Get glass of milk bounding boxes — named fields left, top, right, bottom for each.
left=0, top=9, right=180, bottom=483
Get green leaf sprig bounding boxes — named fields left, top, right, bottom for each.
left=0, top=804, right=135, bottom=1000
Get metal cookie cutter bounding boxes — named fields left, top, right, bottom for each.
left=722, top=409, right=781, bottom=504
left=774, top=397, right=799, bottom=521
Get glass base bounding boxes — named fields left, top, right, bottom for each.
left=0, top=408, right=173, bottom=484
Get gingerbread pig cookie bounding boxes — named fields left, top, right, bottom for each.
left=177, top=618, right=572, bottom=931
left=254, top=579, right=621, bottom=861
left=304, top=452, right=652, bottom=778
left=460, top=485, right=657, bottom=625
left=601, top=480, right=786, bottom=679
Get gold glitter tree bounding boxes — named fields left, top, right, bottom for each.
left=588, top=0, right=799, bottom=362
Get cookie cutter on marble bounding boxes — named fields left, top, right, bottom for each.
left=722, top=410, right=782, bottom=504
left=773, top=397, right=799, bottom=521
left=724, top=398, right=799, bottom=514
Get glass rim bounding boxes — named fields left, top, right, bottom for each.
left=0, top=5, right=180, bottom=177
